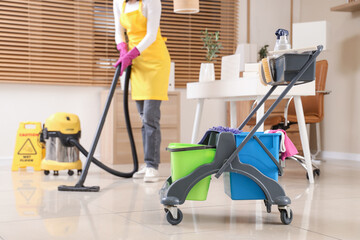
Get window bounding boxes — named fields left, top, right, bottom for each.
left=0, top=0, right=238, bottom=86
left=0, top=0, right=96, bottom=84
left=161, top=0, right=239, bottom=87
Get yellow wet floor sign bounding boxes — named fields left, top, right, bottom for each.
left=12, top=122, right=44, bottom=171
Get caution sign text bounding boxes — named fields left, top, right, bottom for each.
left=12, top=122, right=44, bottom=171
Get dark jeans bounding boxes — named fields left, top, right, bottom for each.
left=135, top=100, right=161, bottom=169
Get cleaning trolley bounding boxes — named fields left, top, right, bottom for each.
left=160, top=45, right=323, bottom=225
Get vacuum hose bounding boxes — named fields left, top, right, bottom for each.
left=122, top=65, right=139, bottom=175
left=69, top=65, right=139, bottom=178
left=58, top=64, right=139, bottom=192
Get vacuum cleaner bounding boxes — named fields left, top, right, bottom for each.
left=41, top=112, right=82, bottom=176
left=55, top=64, right=138, bottom=192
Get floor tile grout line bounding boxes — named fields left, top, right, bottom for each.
left=0, top=212, right=170, bottom=239
left=291, top=225, right=343, bottom=240
left=90, top=201, right=266, bottom=215
left=0, top=211, right=118, bottom=225
left=110, top=207, right=257, bottom=237
left=162, top=227, right=241, bottom=238
left=161, top=228, right=257, bottom=238
left=114, top=208, right=297, bottom=236
left=111, top=212, right=175, bottom=237
left=89, top=202, right=226, bottom=214
left=116, top=212, right=334, bottom=239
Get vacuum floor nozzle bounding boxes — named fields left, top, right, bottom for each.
left=58, top=185, right=100, bottom=192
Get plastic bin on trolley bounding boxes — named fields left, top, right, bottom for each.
left=168, top=143, right=216, bottom=201
left=273, top=52, right=316, bottom=84
left=224, top=132, right=281, bottom=200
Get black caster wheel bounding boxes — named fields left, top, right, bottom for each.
left=306, top=168, right=320, bottom=179
left=77, top=169, right=82, bottom=175
left=166, top=208, right=183, bottom=225
left=164, top=208, right=169, bottom=213
left=53, top=171, right=59, bottom=176
left=68, top=170, right=74, bottom=176
left=44, top=170, right=50, bottom=176
left=264, top=200, right=272, bottom=213
left=280, top=208, right=293, bottom=225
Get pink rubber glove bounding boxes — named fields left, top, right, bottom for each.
left=116, top=42, right=128, bottom=59
left=114, top=47, right=140, bottom=76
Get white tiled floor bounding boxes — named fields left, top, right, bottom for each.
left=1, top=159, right=360, bottom=240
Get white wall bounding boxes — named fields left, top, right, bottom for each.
left=0, top=83, right=226, bottom=163
left=237, top=0, right=292, bottom=59
left=298, top=0, right=360, bottom=156
left=249, top=0, right=291, bottom=51
left=178, top=89, right=226, bottom=143
left=0, top=83, right=106, bottom=163
left=238, top=0, right=248, bottom=44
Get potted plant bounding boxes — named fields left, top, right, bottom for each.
left=199, top=29, right=222, bottom=82
left=258, top=44, right=269, bottom=61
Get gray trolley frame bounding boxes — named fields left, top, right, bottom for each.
left=160, top=46, right=323, bottom=225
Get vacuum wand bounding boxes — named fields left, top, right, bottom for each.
left=58, top=63, right=137, bottom=192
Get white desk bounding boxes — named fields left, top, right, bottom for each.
left=187, top=78, right=316, bottom=183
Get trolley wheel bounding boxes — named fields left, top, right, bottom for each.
left=77, top=169, right=82, bottom=175
left=53, top=171, right=59, bottom=176
left=44, top=170, right=50, bottom=176
left=280, top=208, right=293, bottom=225
left=68, top=170, right=74, bottom=176
left=166, top=209, right=183, bottom=225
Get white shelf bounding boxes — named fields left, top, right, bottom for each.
left=331, top=1, right=360, bottom=12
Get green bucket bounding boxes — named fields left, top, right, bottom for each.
left=167, top=143, right=216, bottom=201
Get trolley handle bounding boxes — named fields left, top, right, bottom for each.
left=308, top=45, right=323, bottom=57
left=253, top=136, right=283, bottom=176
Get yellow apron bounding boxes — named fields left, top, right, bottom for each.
left=120, top=0, right=171, bottom=100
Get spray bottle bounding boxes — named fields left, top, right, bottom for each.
left=274, top=29, right=291, bottom=52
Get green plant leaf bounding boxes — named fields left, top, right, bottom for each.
left=201, top=29, right=222, bottom=62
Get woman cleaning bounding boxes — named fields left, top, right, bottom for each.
left=113, top=0, right=171, bottom=182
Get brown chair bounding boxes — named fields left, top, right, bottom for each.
left=283, top=60, right=329, bottom=178
left=284, top=60, right=329, bottom=154
left=247, top=60, right=330, bottom=177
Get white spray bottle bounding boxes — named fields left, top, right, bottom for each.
left=274, top=29, right=291, bottom=52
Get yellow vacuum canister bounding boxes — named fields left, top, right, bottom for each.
left=41, top=113, right=82, bottom=176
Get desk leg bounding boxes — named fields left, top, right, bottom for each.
left=256, top=96, right=265, bottom=132
left=230, top=101, right=237, bottom=128
left=191, top=99, right=204, bottom=144
left=294, top=96, right=314, bottom=184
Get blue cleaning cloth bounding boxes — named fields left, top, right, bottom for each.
left=208, top=126, right=242, bottom=134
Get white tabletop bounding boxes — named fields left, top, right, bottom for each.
left=187, top=78, right=315, bottom=100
